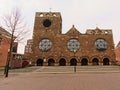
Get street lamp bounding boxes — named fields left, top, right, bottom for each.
left=43, top=57, right=46, bottom=66
left=73, top=49, right=77, bottom=72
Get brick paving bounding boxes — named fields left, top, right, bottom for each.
left=0, top=72, right=120, bottom=90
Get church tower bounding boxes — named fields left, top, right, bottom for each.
left=33, top=12, right=62, bottom=35
left=31, top=12, right=62, bottom=65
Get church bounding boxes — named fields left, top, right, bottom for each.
left=30, top=11, right=116, bottom=66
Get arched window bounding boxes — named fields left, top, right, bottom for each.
left=0, top=38, right=2, bottom=46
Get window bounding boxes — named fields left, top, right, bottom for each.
left=0, top=38, right=2, bottom=46
left=67, top=39, right=80, bottom=52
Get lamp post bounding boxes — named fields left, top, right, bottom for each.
left=43, top=58, right=46, bottom=66
left=73, top=49, right=77, bottom=72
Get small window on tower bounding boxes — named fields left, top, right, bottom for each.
left=46, top=13, right=50, bottom=16
left=40, top=13, right=43, bottom=17
left=105, top=31, right=108, bottom=34
left=53, top=13, right=57, bottom=17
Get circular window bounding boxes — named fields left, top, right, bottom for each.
left=39, top=39, right=52, bottom=52
left=67, top=39, right=80, bottom=52
left=43, top=19, right=51, bottom=27
left=95, top=38, right=107, bottom=51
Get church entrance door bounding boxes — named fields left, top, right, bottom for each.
left=48, top=58, right=55, bottom=66
left=103, top=58, right=109, bottom=65
left=81, top=58, right=88, bottom=66
left=70, top=58, right=77, bottom=66
left=92, top=58, right=99, bottom=65
left=59, top=58, right=66, bottom=66
left=36, top=59, right=43, bottom=66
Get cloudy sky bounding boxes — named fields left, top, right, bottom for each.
left=0, top=0, right=120, bottom=53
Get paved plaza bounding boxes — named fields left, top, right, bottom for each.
left=0, top=72, right=120, bottom=90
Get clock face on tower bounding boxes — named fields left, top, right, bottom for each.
left=39, top=39, right=52, bottom=52
left=67, top=39, right=80, bottom=52
left=95, top=38, right=107, bottom=51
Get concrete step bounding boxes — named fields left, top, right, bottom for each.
left=9, top=66, right=120, bottom=74
left=34, top=66, right=120, bottom=73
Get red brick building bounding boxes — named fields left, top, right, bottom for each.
left=24, top=39, right=32, bottom=56
left=0, top=27, right=11, bottom=67
left=10, top=53, right=23, bottom=68
left=23, top=39, right=33, bottom=66
left=0, top=27, right=20, bottom=68
left=31, top=11, right=116, bottom=66
left=115, top=41, right=120, bottom=64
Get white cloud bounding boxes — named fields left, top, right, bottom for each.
left=0, top=0, right=120, bottom=53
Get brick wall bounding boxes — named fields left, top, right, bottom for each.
left=0, top=35, right=10, bottom=67
left=30, top=12, right=116, bottom=66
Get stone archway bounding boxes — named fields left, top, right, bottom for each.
left=70, top=58, right=77, bottom=66
left=103, top=58, right=109, bottom=65
left=59, top=58, right=66, bottom=66
left=81, top=58, right=88, bottom=66
left=48, top=58, right=55, bottom=66
left=92, top=58, right=99, bottom=65
left=36, top=59, right=43, bottom=66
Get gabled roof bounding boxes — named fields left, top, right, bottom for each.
left=66, top=25, right=80, bottom=35
left=116, top=41, right=120, bottom=48
left=0, top=27, right=11, bottom=37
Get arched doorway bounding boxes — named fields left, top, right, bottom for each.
left=48, top=58, right=55, bottom=66
left=70, top=58, right=77, bottom=66
left=103, top=58, right=109, bottom=65
left=59, top=58, right=66, bottom=66
left=81, top=58, right=88, bottom=66
left=36, top=59, right=43, bottom=66
left=92, top=58, right=99, bottom=65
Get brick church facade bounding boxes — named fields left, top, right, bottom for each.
left=31, top=11, right=116, bottom=66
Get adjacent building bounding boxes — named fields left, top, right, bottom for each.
left=10, top=53, right=23, bottom=68
left=0, top=27, right=22, bottom=68
left=30, top=11, right=116, bottom=66
left=0, top=27, right=11, bottom=67
left=24, top=39, right=32, bottom=56
left=115, top=41, right=120, bottom=64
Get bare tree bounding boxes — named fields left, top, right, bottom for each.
left=3, top=8, right=29, bottom=43
left=3, top=8, right=29, bottom=77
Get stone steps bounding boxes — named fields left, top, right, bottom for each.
left=8, top=66, right=120, bottom=74
left=35, top=66, right=120, bottom=73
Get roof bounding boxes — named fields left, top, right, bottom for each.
left=0, top=27, right=11, bottom=37
left=116, top=41, right=120, bottom=48
left=66, top=25, right=80, bottom=35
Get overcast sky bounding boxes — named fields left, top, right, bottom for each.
left=0, top=0, right=120, bottom=53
